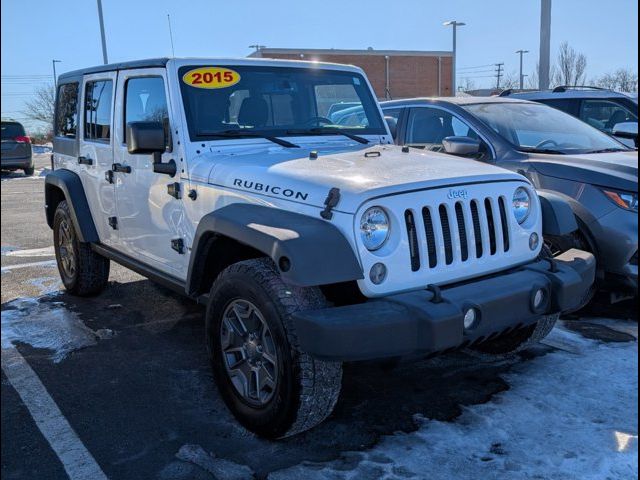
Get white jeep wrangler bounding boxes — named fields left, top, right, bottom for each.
left=46, top=58, right=595, bottom=438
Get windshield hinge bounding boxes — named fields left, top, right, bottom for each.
left=320, top=187, right=341, bottom=220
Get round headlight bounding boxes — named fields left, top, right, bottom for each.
left=512, top=187, right=531, bottom=224
left=360, top=207, right=390, bottom=251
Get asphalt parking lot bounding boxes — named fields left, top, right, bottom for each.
left=1, top=154, right=638, bottom=480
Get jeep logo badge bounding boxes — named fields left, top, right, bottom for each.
left=447, top=188, right=469, bottom=199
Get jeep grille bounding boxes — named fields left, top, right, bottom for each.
left=403, top=196, right=511, bottom=271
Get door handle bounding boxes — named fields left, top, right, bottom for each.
left=112, top=163, right=132, bottom=173
left=78, top=156, right=93, bottom=165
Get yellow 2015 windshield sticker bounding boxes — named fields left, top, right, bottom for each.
left=182, top=67, right=241, bottom=89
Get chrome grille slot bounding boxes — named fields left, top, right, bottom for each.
left=404, top=210, right=421, bottom=272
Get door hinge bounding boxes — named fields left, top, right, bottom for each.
left=167, top=182, right=181, bottom=199
left=171, top=238, right=185, bottom=254
left=108, top=217, right=118, bottom=230
left=105, top=170, right=114, bottom=184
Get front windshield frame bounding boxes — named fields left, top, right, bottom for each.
left=177, top=65, right=387, bottom=142
left=463, top=102, right=632, bottom=154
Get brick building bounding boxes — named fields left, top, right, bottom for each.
left=248, top=48, right=454, bottom=99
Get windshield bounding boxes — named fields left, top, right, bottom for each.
left=178, top=65, right=386, bottom=141
left=463, top=102, right=631, bottom=154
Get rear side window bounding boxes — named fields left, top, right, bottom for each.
left=55, top=83, right=79, bottom=138
left=1, top=122, right=26, bottom=139
left=84, top=80, right=113, bottom=142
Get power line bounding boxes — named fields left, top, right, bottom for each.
left=458, top=63, right=495, bottom=71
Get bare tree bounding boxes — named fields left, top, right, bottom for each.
left=554, top=41, right=587, bottom=87
left=459, top=77, right=477, bottom=92
left=23, top=85, right=55, bottom=127
left=595, top=68, right=638, bottom=92
left=501, top=71, right=520, bottom=90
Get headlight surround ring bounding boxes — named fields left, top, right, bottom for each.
left=360, top=206, right=390, bottom=251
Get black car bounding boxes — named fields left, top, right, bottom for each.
left=503, top=86, right=638, bottom=147
left=1, top=120, right=34, bottom=176
left=381, top=97, right=638, bottom=302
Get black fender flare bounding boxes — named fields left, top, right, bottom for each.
left=186, top=203, right=363, bottom=295
left=536, top=189, right=579, bottom=237
left=44, top=169, right=99, bottom=243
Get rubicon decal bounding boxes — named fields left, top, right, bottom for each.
left=233, top=179, right=309, bottom=201
left=182, top=67, right=241, bottom=89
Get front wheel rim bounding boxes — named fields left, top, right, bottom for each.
left=220, top=299, right=279, bottom=406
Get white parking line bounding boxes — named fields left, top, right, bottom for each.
left=1, top=345, right=109, bottom=480
left=1, top=260, right=57, bottom=272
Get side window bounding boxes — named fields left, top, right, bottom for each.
left=579, top=99, right=638, bottom=133
left=55, top=83, right=79, bottom=138
left=537, top=98, right=576, bottom=115
left=382, top=108, right=402, bottom=122
left=407, top=108, right=489, bottom=159
left=84, top=80, right=113, bottom=142
left=124, top=76, right=169, bottom=144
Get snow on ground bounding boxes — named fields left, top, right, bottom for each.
left=270, top=322, right=638, bottom=480
left=1, top=297, right=113, bottom=363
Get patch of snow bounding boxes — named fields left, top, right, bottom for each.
left=270, top=322, right=638, bottom=480
left=1, top=297, right=110, bottom=363
left=175, top=444, right=254, bottom=480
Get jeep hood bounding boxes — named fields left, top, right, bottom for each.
left=191, top=143, right=525, bottom=213
left=526, top=151, right=638, bottom=192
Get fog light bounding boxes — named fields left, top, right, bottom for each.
left=369, top=263, right=387, bottom=285
left=463, top=308, right=479, bottom=330
left=529, top=232, right=540, bottom=251
left=533, top=288, right=546, bottom=310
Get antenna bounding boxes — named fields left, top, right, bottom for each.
left=167, top=14, right=176, bottom=57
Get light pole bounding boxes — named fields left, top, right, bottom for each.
left=96, top=0, right=108, bottom=64
left=516, top=49, right=529, bottom=90
left=539, top=0, right=552, bottom=89
left=443, top=21, right=466, bottom=96
left=52, top=60, right=62, bottom=89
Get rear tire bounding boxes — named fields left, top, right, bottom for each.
left=23, top=166, right=34, bottom=176
left=53, top=200, right=110, bottom=296
left=206, top=258, right=342, bottom=438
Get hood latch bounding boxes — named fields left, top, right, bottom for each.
left=320, top=188, right=341, bottom=220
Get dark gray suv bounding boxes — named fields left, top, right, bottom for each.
left=1, top=120, right=34, bottom=176
left=381, top=97, right=638, bottom=302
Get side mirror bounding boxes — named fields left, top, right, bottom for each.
left=126, top=121, right=176, bottom=177
left=612, top=122, right=638, bottom=138
left=384, top=116, right=398, bottom=140
left=442, top=136, right=481, bottom=156
left=126, top=121, right=165, bottom=154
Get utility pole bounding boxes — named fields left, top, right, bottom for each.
left=443, top=21, right=466, bottom=96
left=96, top=0, right=109, bottom=64
left=516, top=50, right=529, bottom=90
left=495, top=63, right=504, bottom=89
left=167, top=14, right=176, bottom=57
left=248, top=44, right=266, bottom=56
left=539, top=0, right=552, bottom=89
left=52, top=60, right=62, bottom=89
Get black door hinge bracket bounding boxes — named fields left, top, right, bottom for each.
left=167, top=182, right=181, bottom=199
left=108, top=217, right=118, bottom=230
left=171, top=238, right=185, bottom=254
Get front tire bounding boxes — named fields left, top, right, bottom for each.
left=206, top=258, right=342, bottom=438
left=53, top=200, right=110, bottom=296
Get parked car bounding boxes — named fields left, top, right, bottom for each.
left=46, top=58, right=594, bottom=438
left=502, top=86, right=639, bottom=147
left=1, top=120, right=34, bottom=175
left=381, top=97, right=637, bottom=302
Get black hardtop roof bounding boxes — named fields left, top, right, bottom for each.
left=58, top=58, right=170, bottom=83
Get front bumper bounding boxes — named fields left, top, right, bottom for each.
left=294, top=249, right=595, bottom=361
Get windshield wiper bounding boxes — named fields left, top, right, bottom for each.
left=197, top=129, right=299, bottom=148
left=517, top=147, right=566, bottom=155
left=286, top=127, right=370, bottom=144
left=586, top=148, right=629, bottom=153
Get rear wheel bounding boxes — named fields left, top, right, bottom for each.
left=23, top=166, right=34, bottom=176
left=206, top=258, right=342, bottom=438
left=53, top=200, right=110, bottom=296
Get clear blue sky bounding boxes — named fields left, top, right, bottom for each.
left=2, top=0, right=638, bottom=132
